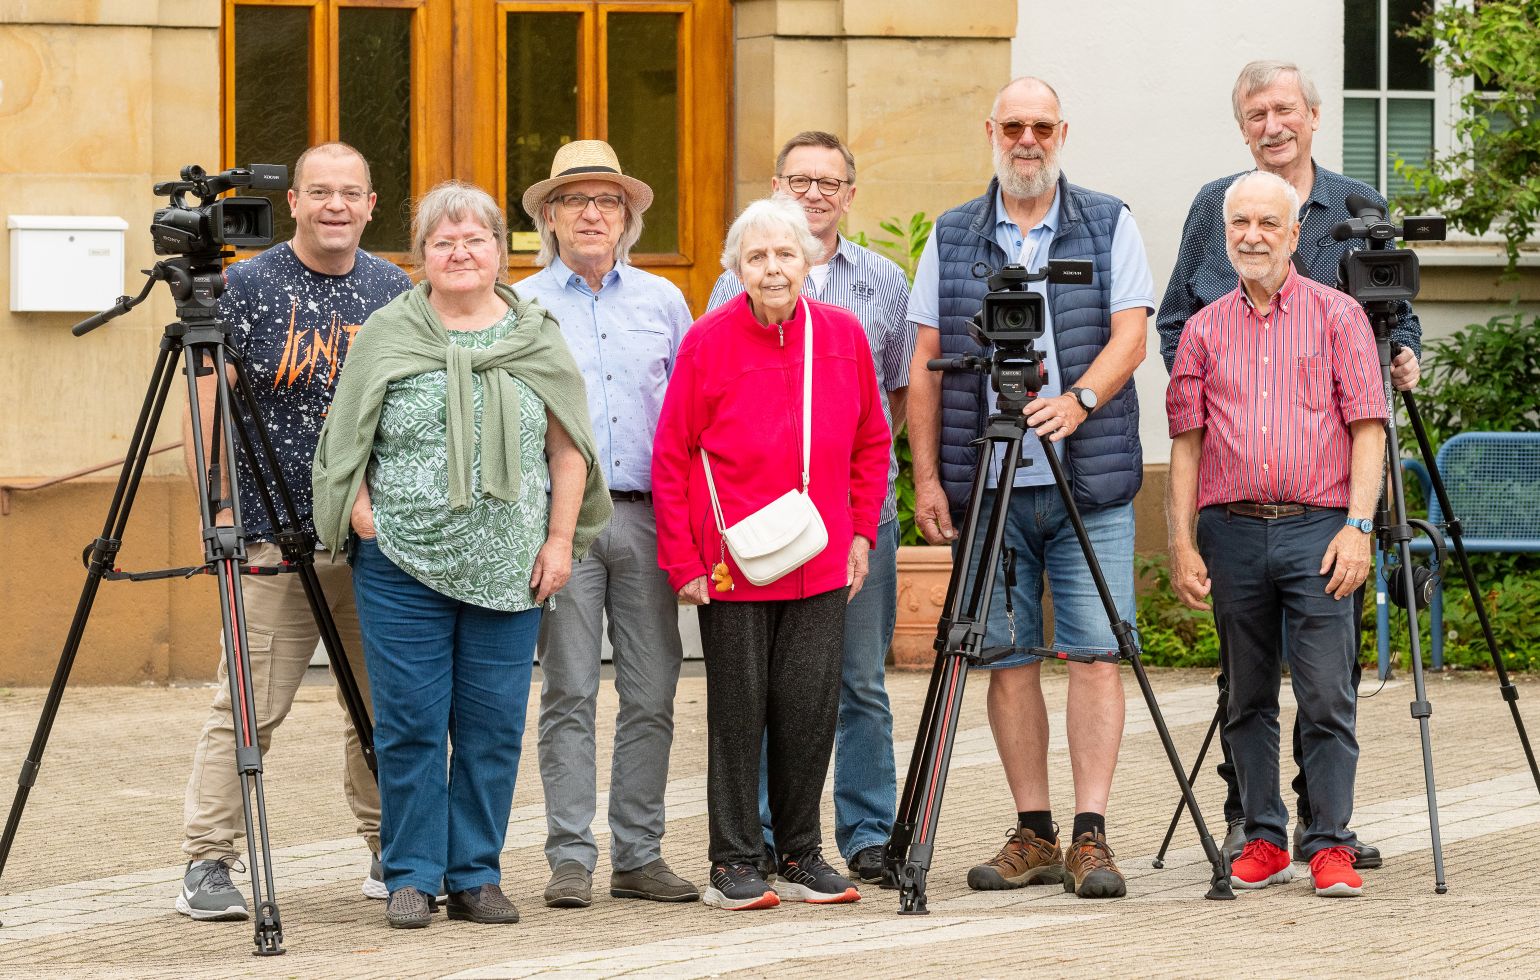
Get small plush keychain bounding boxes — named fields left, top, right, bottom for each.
left=711, top=542, right=734, bottom=592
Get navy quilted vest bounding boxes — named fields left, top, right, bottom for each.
left=935, top=174, right=1142, bottom=511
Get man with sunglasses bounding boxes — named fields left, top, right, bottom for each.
left=707, top=130, right=914, bottom=887
left=1157, top=60, right=1424, bottom=872
left=176, top=142, right=410, bottom=922
left=907, top=77, right=1155, bottom=899
left=517, top=140, right=698, bottom=910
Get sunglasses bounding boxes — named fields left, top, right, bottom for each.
left=992, top=118, right=1062, bottom=142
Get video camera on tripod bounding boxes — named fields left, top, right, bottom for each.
left=1333, top=193, right=1446, bottom=307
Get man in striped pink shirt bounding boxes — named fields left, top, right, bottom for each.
left=1165, top=171, right=1386, bottom=899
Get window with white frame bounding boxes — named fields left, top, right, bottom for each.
left=1342, top=0, right=1446, bottom=202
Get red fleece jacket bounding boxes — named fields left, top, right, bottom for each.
left=651, top=293, right=890, bottom=600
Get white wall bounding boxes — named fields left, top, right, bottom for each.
left=1012, top=0, right=1343, bottom=462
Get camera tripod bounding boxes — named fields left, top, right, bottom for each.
left=1148, top=316, right=1540, bottom=893
left=0, top=254, right=375, bottom=955
left=883, top=360, right=1234, bottom=913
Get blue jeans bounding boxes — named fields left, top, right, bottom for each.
left=351, top=537, right=540, bottom=896
left=955, top=486, right=1135, bottom=668
left=755, top=519, right=899, bottom=860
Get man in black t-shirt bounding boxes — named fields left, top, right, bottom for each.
left=175, top=143, right=410, bottom=923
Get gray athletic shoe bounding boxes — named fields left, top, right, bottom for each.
left=363, top=852, right=387, bottom=900
left=175, top=858, right=250, bottom=921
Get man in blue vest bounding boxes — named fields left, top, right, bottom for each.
left=907, top=76, right=1154, bottom=899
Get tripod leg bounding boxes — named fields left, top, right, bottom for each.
left=1153, top=692, right=1224, bottom=869
left=191, top=343, right=286, bottom=953
left=0, top=343, right=182, bottom=888
left=1038, top=438, right=1233, bottom=899
left=885, top=634, right=952, bottom=890
left=1402, top=393, right=1540, bottom=797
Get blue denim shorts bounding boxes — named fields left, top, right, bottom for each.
left=952, top=485, right=1136, bottom=670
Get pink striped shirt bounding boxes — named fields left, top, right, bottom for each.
left=1166, top=268, right=1387, bottom=510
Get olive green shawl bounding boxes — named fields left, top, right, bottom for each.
left=311, top=280, right=612, bottom=557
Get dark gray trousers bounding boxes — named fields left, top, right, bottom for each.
left=1198, top=506, right=1361, bottom=858
left=697, top=587, right=847, bottom=865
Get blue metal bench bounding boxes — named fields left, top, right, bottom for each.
left=1376, top=431, right=1540, bottom=676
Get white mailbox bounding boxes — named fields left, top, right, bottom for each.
left=8, top=215, right=130, bottom=313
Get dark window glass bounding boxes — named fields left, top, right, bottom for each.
left=234, top=5, right=311, bottom=244
left=1344, top=0, right=1380, bottom=89
left=338, top=7, right=413, bottom=254
left=1343, top=97, right=1381, bottom=191
left=506, top=13, right=580, bottom=244
left=1388, top=0, right=1434, bottom=91
left=606, top=13, right=680, bottom=254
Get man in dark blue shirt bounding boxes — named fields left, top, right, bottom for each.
left=175, top=142, right=410, bottom=923
left=1157, top=61, right=1422, bottom=873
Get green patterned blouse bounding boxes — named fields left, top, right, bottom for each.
left=368, top=310, right=550, bottom=611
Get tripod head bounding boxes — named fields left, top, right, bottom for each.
left=927, top=260, right=1092, bottom=416
left=70, top=163, right=287, bottom=337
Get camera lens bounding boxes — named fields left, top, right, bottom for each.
left=1002, top=308, right=1029, bottom=330
left=1370, top=265, right=1397, bottom=287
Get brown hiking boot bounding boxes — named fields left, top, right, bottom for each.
left=966, top=826, right=1065, bottom=890
left=1064, top=831, right=1126, bottom=898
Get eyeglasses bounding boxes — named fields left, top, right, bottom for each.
left=303, top=186, right=368, bottom=203
left=427, top=236, right=495, bottom=256
left=778, top=174, right=851, bottom=196
left=991, top=118, right=1062, bottom=142
left=551, top=193, right=625, bottom=214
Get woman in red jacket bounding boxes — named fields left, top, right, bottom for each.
left=651, top=196, right=890, bottom=911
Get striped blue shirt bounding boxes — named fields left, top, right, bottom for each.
left=709, top=235, right=914, bottom=524
left=517, top=256, right=692, bottom=492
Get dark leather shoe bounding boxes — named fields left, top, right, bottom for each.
left=385, top=886, right=434, bottom=929
left=1222, top=818, right=1246, bottom=864
left=543, top=860, right=592, bottom=909
left=847, top=845, right=889, bottom=885
left=610, top=858, right=699, bottom=902
left=447, top=883, right=520, bottom=924
left=1293, top=822, right=1383, bottom=869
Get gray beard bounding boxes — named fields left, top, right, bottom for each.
left=996, top=154, right=1060, bottom=199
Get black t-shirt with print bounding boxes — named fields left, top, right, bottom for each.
left=217, top=242, right=410, bottom=540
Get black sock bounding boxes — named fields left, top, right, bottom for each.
left=1017, top=811, right=1055, bottom=840
left=1072, top=812, right=1105, bottom=840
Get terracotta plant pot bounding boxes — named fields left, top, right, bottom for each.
left=889, top=544, right=953, bottom=670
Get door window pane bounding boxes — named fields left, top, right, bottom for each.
left=606, top=13, right=679, bottom=254
left=1343, top=0, right=1379, bottom=90
left=1386, top=98, right=1433, bottom=200
left=507, top=13, right=580, bottom=245
left=339, top=7, right=413, bottom=253
left=1387, top=0, right=1434, bottom=91
left=234, top=5, right=311, bottom=245
left=1343, top=97, right=1380, bottom=190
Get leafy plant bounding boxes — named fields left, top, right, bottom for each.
left=1395, top=0, right=1540, bottom=274
left=1133, top=554, right=1220, bottom=668
left=1410, top=311, right=1540, bottom=448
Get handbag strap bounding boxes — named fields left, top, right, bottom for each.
left=700, top=297, right=815, bottom=532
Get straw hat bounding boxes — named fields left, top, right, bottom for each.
left=520, top=140, right=653, bottom=220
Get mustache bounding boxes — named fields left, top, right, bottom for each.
left=1008, top=148, right=1046, bottom=161
left=1259, top=132, right=1294, bottom=148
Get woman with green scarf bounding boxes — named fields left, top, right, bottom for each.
left=312, top=181, right=611, bottom=930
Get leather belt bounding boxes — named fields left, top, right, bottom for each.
left=609, top=490, right=651, bottom=502
left=1224, top=501, right=1318, bottom=520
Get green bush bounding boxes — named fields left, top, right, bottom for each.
left=1134, top=554, right=1220, bottom=667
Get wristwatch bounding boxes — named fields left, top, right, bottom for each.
left=1345, top=517, right=1374, bottom=533
left=1067, top=386, right=1098, bottom=413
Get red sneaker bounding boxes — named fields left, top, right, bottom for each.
left=1310, top=846, right=1363, bottom=897
left=1229, top=839, right=1293, bottom=889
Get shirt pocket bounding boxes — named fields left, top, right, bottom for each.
left=1296, top=356, right=1331, bottom=412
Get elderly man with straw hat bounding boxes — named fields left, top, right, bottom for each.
left=517, top=140, right=698, bottom=909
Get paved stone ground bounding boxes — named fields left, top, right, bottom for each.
left=2, top=664, right=1539, bottom=978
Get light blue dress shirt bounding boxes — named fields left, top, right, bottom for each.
left=908, top=187, right=1155, bottom=487
left=516, top=256, right=692, bottom=492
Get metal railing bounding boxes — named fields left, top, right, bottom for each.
left=0, top=442, right=183, bottom=516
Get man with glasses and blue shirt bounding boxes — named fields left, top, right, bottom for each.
left=518, top=141, right=699, bottom=910
left=907, top=77, right=1154, bottom=899
left=707, top=130, right=914, bottom=886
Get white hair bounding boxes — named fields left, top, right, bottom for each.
left=1231, top=60, right=1321, bottom=125
left=719, top=196, right=825, bottom=275
left=531, top=183, right=646, bottom=267
left=1223, top=170, right=1301, bottom=226
left=410, top=180, right=507, bottom=273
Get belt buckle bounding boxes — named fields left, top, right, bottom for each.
left=1261, top=503, right=1283, bottom=519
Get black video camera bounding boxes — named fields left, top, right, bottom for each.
left=151, top=164, right=287, bottom=257
left=1333, top=193, right=1445, bottom=306
left=971, top=260, right=1093, bottom=349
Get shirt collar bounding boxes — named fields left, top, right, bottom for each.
left=993, top=185, right=1061, bottom=236
left=548, top=253, right=624, bottom=293
left=1239, top=265, right=1300, bottom=315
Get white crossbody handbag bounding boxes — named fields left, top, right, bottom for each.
left=699, top=298, right=828, bottom=586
